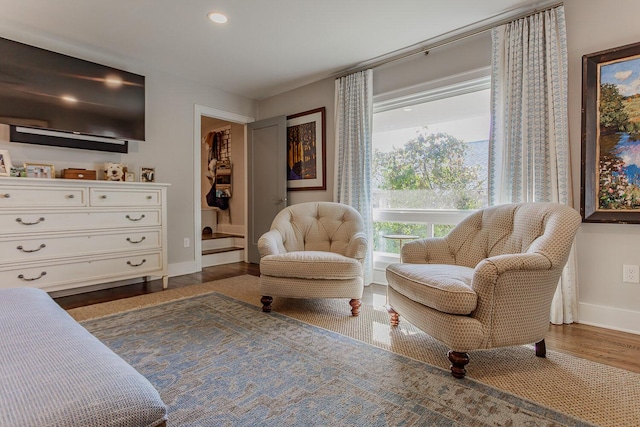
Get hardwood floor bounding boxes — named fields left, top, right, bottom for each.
left=54, top=262, right=640, bottom=374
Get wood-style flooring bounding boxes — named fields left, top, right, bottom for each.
left=54, top=262, right=640, bottom=374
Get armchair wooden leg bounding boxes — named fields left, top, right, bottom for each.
left=448, top=350, right=470, bottom=379
left=386, top=305, right=400, bottom=326
left=535, top=339, right=546, bottom=357
left=261, top=296, right=273, bottom=313
left=349, top=299, right=361, bottom=317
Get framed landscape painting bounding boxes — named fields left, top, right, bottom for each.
left=286, top=107, right=326, bottom=191
left=582, top=41, right=640, bottom=223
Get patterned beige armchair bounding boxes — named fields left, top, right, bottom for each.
left=258, top=202, right=368, bottom=316
left=386, top=202, right=581, bottom=378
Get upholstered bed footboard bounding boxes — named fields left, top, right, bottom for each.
left=0, top=287, right=167, bottom=427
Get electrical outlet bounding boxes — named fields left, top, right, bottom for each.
left=623, top=264, right=639, bottom=283
left=184, top=238, right=190, bottom=248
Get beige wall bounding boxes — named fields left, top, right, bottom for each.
left=564, top=0, right=640, bottom=333
left=256, top=1, right=640, bottom=334
left=257, top=78, right=336, bottom=205
left=0, top=56, right=256, bottom=277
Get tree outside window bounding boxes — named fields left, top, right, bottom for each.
left=372, top=87, right=490, bottom=254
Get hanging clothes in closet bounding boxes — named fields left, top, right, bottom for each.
left=203, top=127, right=232, bottom=210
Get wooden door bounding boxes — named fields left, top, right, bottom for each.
left=247, top=116, right=287, bottom=264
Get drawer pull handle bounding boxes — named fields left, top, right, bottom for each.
left=126, top=214, right=146, bottom=221
left=18, top=271, right=47, bottom=281
left=66, top=194, right=75, bottom=199
left=146, top=195, right=152, bottom=199
left=17, top=244, right=47, bottom=253
left=127, top=259, right=147, bottom=267
left=1, top=193, right=10, bottom=198
left=16, top=217, right=45, bottom=225
left=100, top=195, right=107, bottom=199
left=126, top=236, right=146, bottom=244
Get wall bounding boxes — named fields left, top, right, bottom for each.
left=257, top=78, right=336, bottom=205
left=564, top=0, right=640, bottom=333
left=0, top=44, right=256, bottom=277
left=256, top=2, right=640, bottom=334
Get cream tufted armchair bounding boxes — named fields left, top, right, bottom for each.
left=258, top=202, right=368, bottom=316
left=386, top=202, right=581, bottom=378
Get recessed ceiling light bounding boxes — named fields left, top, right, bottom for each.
left=208, top=12, right=228, bottom=24
left=61, top=95, right=78, bottom=103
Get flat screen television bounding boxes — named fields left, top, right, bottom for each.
left=0, top=36, right=145, bottom=153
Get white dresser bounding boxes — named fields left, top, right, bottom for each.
left=0, top=177, right=169, bottom=294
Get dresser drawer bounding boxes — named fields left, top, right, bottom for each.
left=0, top=210, right=161, bottom=234
left=90, top=188, right=161, bottom=207
left=0, top=186, right=86, bottom=208
left=0, top=251, right=163, bottom=291
left=0, top=230, right=161, bottom=264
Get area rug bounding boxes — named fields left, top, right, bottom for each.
left=69, top=275, right=640, bottom=426
left=80, top=292, right=593, bottom=426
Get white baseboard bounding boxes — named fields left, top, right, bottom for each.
left=168, top=260, right=199, bottom=277
left=578, top=302, right=640, bottom=335
left=216, top=224, right=245, bottom=235
left=202, top=250, right=244, bottom=267
left=372, top=267, right=389, bottom=286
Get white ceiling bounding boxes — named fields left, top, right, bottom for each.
left=0, top=0, right=548, bottom=100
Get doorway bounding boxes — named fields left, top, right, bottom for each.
left=193, top=105, right=254, bottom=271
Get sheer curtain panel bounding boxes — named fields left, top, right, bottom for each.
left=334, top=69, right=373, bottom=285
left=489, top=5, right=577, bottom=324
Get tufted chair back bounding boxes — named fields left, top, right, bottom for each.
left=387, top=202, right=582, bottom=378
left=258, top=201, right=368, bottom=317
left=269, top=202, right=365, bottom=257
left=404, top=202, right=579, bottom=270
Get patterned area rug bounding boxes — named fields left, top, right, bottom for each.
left=70, top=276, right=640, bottom=427
left=81, top=292, right=593, bottom=426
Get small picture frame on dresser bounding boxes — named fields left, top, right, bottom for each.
left=24, top=163, right=55, bottom=179
left=0, top=149, right=12, bottom=176
left=125, top=171, right=135, bottom=182
left=140, top=167, right=155, bottom=182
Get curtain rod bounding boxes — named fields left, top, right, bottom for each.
left=334, top=1, right=563, bottom=79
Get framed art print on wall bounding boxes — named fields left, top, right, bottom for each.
left=582, top=41, right=640, bottom=223
left=286, top=107, right=326, bottom=191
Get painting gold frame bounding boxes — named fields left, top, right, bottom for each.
left=582, top=41, right=640, bottom=223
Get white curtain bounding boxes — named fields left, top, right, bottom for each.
left=489, top=5, right=577, bottom=324
left=334, top=69, right=374, bottom=285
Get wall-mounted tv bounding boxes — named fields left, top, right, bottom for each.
left=0, top=36, right=145, bottom=153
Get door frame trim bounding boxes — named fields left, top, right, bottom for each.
left=193, top=105, right=254, bottom=271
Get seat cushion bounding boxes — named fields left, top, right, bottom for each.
left=386, top=263, right=477, bottom=315
left=260, top=251, right=363, bottom=280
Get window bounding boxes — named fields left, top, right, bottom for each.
left=372, top=77, right=490, bottom=260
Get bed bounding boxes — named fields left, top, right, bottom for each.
left=0, top=287, right=167, bottom=427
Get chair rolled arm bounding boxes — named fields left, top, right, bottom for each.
left=258, top=229, right=286, bottom=257
left=472, top=253, right=553, bottom=298
left=471, top=252, right=559, bottom=336
left=345, top=232, right=368, bottom=260
left=483, top=253, right=552, bottom=274
left=401, top=237, right=455, bottom=264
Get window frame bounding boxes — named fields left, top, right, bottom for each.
left=371, top=73, right=491, bottom=284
